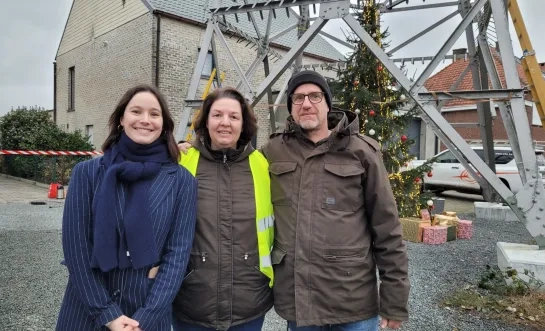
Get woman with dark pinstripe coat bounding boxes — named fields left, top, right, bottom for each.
left=56, top=85, right=198, bottom=331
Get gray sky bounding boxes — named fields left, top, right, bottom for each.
left=0, top=0, right=543, bottom=116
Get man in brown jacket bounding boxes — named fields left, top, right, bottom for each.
left=260, top=70, right=409, bottom=330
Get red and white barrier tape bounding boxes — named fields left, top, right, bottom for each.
left=0, top=150, right=103, bottom=156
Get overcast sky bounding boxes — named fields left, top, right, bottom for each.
left=0, top=0, right=543, bottom=116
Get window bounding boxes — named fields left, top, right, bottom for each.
left=472, top=148, right=515, bottom=165
left=435, top=150, right=459, bottom=163
left=494, top=150, right=515, bottom=164
left=85, top=125, right=94, bottom=147
left=200, top=50, right=214, bottom=78
left=68, top=66, right=75, bottom=111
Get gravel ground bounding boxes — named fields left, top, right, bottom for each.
left=0, top=201, right=539, bottom=331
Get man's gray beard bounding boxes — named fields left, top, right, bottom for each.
left=299, top=119, right=320, bottom=131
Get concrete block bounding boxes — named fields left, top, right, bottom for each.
left=497, top=242, right=545, bottom=290
left=474, top=201, right=518, bottom=222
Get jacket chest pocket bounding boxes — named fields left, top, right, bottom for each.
left=321, top=163, right=365, bottom=211
left=269, top=161, right=297, bottom=206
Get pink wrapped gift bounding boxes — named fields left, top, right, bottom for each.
left=457, top=219, right=473, bottom=239
left=423, top=226, right=447, bottom=245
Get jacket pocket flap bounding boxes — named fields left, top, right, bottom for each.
left=271, top=247, right=287, bottom=265
left=324, top=163, right=365, bottom=177
left=320, top=247, right=366, bottom=258
left=269, top=161, right=297, bottom=175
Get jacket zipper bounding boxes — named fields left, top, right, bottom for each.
left=216, top=161, right=221, bottom=329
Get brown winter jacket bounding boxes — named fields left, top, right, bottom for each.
left=261, top=109, right=409, bottom=327
left=172, top=138, right=273, bottom=330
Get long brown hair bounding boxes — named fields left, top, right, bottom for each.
left=193, top=87, right=257, bottom=147
left=102, top=84, right=180, bottom=162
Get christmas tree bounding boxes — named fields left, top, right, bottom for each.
left=331, top=0, right=434, bottom=218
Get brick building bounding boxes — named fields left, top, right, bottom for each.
left=54, top=0, right=343, bottom=149
left=422, top=46, right=545, bottom=156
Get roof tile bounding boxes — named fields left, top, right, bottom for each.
left=424, top=47, right=528, bottom=107
left=146, top=0, right=344, bottom=61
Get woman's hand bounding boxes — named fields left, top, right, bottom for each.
left=177, top=142, right=192, bottom=154
left=106, top=315, right=140, bottom=331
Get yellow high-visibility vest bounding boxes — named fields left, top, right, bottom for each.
left=179, top=147, right=275, bottom=287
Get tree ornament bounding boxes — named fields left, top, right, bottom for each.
left=377, top=65, right=383, bottom=72
left=400, top=94, right=406, bottom=101
left=369, top=110, right=376, bottom=116
left=427, top=171, right=433, bottom=177
left=427, top=200, right=434, bottom=207
left=369, top=129, right=376, bottom=136
left=415, top=177, right=420, bottom=183
left=377, top=136, right=382, bottom=141
left=354, top=80, right=359, bottom=87
left=355, top=108, right=361, bottom=114
left=401, top=135, right=407, bottom=142
left=372, top=32, right=377, bottom=38
left=364, top=119, right=369, bottom=123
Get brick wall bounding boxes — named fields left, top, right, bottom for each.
left=156, top=17, right=337, bottom=149
left=439, top=106, right=545, bottom=149
left=56, top=13, right=338, bottom=150
left=55, top=13, right=154, bottom=149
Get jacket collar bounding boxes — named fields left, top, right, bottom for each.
left=148, top=163, right=178, bottom=213
left=194, top=136, right=254, bottom=163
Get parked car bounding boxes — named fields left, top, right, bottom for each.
left=407, top=146, right=545, bottom=194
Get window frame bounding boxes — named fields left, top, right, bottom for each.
left=68, top=66, right=75, bottom=111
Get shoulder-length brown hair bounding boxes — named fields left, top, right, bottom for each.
left=193, top=87, right=257, bottom=147
left=102, top=84, right=180, bottom=162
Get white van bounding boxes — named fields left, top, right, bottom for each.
left=408, top=146, right=545, bottom=194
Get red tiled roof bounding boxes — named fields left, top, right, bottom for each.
left=424, top=47, right=528, bottom=108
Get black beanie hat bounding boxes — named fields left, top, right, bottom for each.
left=286, top=70, right=332, bottom=114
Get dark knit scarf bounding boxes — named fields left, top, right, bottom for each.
left=91, top=132, right=170, bottom=272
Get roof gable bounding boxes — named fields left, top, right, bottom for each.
left=56, top=0, right=150, bottom=57
left=424, top=47, right=527, bottom=108
left=144, top=0, right=344, bottom=61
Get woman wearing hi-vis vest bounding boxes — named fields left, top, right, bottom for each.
left=173, top=87, right=274, bottom=331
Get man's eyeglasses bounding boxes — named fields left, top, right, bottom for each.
left=291, top=92, right=324, bottom=105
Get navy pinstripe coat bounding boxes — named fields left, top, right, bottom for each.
left=56, top=157, right=198, bottom=331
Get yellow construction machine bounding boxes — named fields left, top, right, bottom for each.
left=184, top=68, right=225, bottom=142
left=508, top=0, right=545, bottom=128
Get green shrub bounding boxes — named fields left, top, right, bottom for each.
left=0, top=107, right=94, bottom=184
